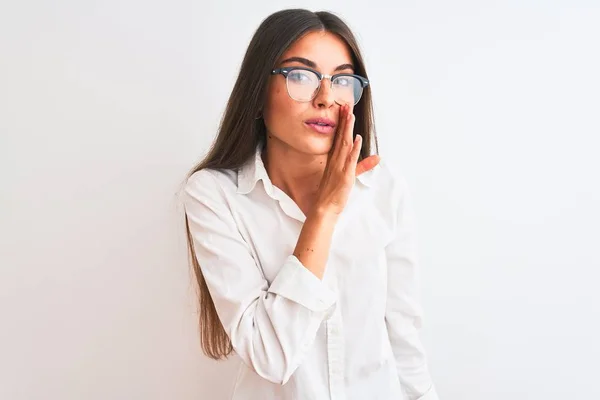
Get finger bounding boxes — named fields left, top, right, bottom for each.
left=329, top=104, right=346, bottom=162
left=337, top=105, right=355, bottom=169
left=355, top=155, right=381, bottom=176
left=345, top=103, right=355, bottom=143
left=344, top=104, right=355, bottom=147
left=347, top=134, right=362, bottom=168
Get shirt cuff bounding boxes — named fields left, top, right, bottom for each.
left=268, top=255, right=337, bottom=312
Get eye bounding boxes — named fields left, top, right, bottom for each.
left=288, top=71, right=311, bottom=83
left=334, top=77, right=352, bottom=87
left=286, top=69, right=319, bottom=86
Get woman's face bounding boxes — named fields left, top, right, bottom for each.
left=263, top=31, right=355, bottom=156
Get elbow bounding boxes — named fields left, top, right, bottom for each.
left=245, top=351, right=298, bottom=385
left=259, top=372, right=293, bottom=386
left=234, top=338, right=301, bottom=385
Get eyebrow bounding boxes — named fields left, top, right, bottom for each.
left=279, top=57, right=354, bottom=72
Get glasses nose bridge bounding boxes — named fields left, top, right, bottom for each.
left=313, top=73, right=336, bottom=105
left=315, top=73, right=336, bottom=97
left=319, top=73, right=335, bottom=86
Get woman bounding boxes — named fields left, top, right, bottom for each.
left=183, top=9, right=439, bottom=400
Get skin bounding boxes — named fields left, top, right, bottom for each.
left=260, top=30, right=380, bottom=279
left=262, top=30, right=378, bottom=216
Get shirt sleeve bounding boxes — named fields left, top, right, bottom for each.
left=183, top=169, right=336, bottom=385
left=384, top=173, right=440, bottom=400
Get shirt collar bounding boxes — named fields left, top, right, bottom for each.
left=236, top=142, right=271, bottom=195
left=236, top=143, right=378, bottom=195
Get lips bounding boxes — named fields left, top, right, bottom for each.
left=304, top=117, right=336, bottom=128
left=304, top=117, right=336, bottom=134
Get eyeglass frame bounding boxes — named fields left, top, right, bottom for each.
left=270, top=66, right=370, bottom=105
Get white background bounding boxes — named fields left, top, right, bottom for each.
left=1, top=1, right=599, bottom=399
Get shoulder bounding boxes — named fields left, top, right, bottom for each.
left=363, top=157, right=412, bottom=206
left=349, top=157, right=415, bottom=241
left=183, top=167, right=238, bottom=205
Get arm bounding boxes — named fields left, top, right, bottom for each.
left=183, top=170, right=338, bottom=385
left=294, top=205, right=340, bottom=280
left=384, top=174, right=439, bottom=400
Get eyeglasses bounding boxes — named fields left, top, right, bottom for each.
left=271, top=66, right=369, bottom=105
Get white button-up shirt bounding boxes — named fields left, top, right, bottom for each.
left=183, top=143, right=439, bottom=400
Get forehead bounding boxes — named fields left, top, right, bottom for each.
left=278, top=31, right=353, bottom=69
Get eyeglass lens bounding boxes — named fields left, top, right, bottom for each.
left=286, top=69, right=363, bottom=105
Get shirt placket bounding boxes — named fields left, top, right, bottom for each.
left=325, top=262, right=346, bottom=400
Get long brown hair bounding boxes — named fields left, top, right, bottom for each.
left=185, top=9, right=379, bottom=360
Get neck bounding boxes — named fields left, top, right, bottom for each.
left=262, top=138, right=328, bottom=215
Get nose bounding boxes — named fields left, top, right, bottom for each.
left=312, top=78, right=335, bottom=109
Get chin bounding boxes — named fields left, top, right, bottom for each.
left=269, top=127, right=334, bottom=156
left=299, top=138, right=333, bottom=156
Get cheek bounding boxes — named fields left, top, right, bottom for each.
left=264, top=87, right=306, bottom=127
